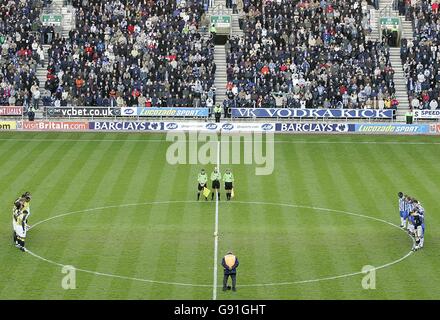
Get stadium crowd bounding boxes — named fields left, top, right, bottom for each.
left=224, top=0, right=398, bottom=110
left=42, top=0, right=216, bottom=107
left=399, top=0, right=440, bottom=110
left=0, top=0, right=47, bottom=107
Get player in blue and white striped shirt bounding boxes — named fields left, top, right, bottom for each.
left=398, top=192, right=407, bottom=228
left=406, top=196, right=416, bottom=236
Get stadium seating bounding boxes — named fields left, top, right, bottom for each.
left=42, top=0, right=216, bottom=107
left=0, top=0, right=45, bottom=106
left=224, top=0, right=397, bottom=110
left=399, top=0, right=440, bottom=110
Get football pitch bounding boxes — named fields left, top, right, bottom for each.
left=0, top=131, right=439, bottom=300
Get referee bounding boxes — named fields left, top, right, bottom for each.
left=210, top=167, right=221, bottom=201
left=223, top=169, right=234, bottom=201
left=197, top=169, right=208, bottom=201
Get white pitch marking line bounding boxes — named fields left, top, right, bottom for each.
left=25, top=201, right=414, bottom=288
left=212, top=140, right=220, bottom=300
left=1, top=138, right=440, bottom=146
left=25, top=249, right=212, bottom=287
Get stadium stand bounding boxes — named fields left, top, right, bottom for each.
left=399, top=0, right=440, bottom=110
left=223, top=0, right=398, bottom=110
left=41, top=0, right=216, bottom=107
left=0, top=0, right=46, bottom=107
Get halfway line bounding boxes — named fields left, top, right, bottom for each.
left=212, top=140, right=220, bottom=300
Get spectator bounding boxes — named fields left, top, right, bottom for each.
left=0, top=1, right=43, bottom=106
left=43, top=0, right=215, bottom=107
left=411, top=96, right=420, bottom=110
left=225, top=0, right=394, bottom=109
left=400, top=0, right=440, bottom=111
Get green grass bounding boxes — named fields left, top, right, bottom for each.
left=0, top=132, right=439, bottom=299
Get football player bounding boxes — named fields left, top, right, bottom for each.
left=406, top=196, right=415, bottom=236
left=414, top=200, right=425, bottom=249
left=398, top=192, right=406, bottom=228
left=410, top=208, right=424, bottom=251
left=22, top=192, right=32, bottom=230
left=12, top=200, right=28, bottom=252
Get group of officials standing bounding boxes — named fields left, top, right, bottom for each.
left=197, top=168, right=235, bottom=201
left=197, top=168, right=239, bottom=292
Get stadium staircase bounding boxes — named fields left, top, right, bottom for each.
left=214, top=45, right=228, bottom=105
left=34, top=0, right=75, bottom=118
left=209, top=0, right=244, bottom=105
left=370, top=0, right=414, bottom=121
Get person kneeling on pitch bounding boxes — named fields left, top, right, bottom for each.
left=211, top=167, right=221, bottom=201
left=197, top=169, right=208, bottom=201
left=222, top=251, right=239, bottom=292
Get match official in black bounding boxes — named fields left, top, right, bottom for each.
left=214, top=104, right=222, bottom=123
left=222, top=251, right=239, bottom=292
left=210, top=167, right=221, bottom=201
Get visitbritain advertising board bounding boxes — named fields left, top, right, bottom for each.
left=17, top=121, right=89, bottom=131
left=232, top=108, right=394, bottom=119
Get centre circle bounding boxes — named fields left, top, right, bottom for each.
left=26, top=201, right=413, bottom=288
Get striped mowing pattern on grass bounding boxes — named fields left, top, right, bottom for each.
left=0, top=132, right=439, bottom=299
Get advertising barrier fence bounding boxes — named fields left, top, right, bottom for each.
left=88, top=121, right=275, bottom=132
left=354, top=123, right=430, bottom=133
left=132, top=107, right=209, bottom=117
left=89, top=121, right=164, bottom=131
left=18, top=121, right=89, bottom=131
left=232, top=108, right=395, bottom=119
left=0, top=121, right=17, bottom=130
left=44, top=107, right=210, bottom=118
left=2, top=120, right=439, bottom=134
left=413, top=109, right=440, bottom=119
left=45, top=107, right=121, bottom=117
left=0, top=106, right=23, bottom=116
left=275, top=123, right=355, bottom=132
left=163, top=122, right=275, bottom=132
